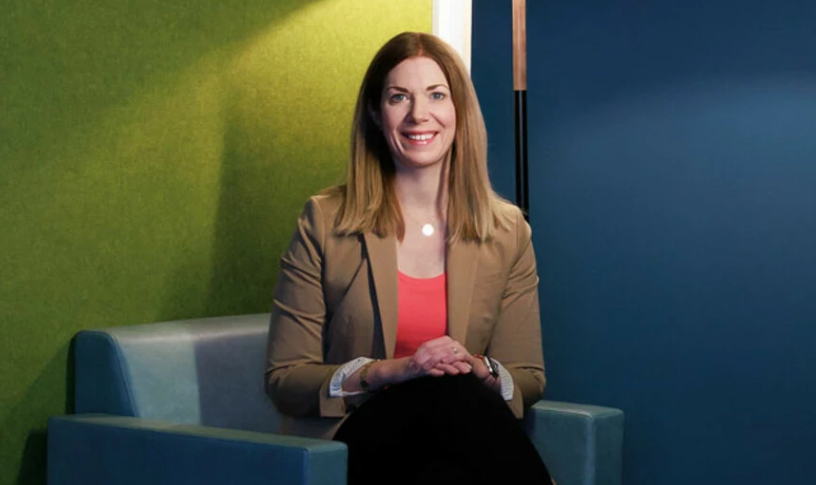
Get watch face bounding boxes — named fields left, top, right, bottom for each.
left=483, top=355, right=499, bottom=378
left=489, top=359, right=500, bottom=378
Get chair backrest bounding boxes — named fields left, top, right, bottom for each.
left=73, top=313, right=279, bottom=433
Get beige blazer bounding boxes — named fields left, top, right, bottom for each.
left=266, top=194, right=545, bottom=439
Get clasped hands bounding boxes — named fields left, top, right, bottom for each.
left=345, top=336, right=501, bottom=394
left=404, top=336, right=500, bottom=392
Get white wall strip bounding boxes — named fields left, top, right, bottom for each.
left=432, top=0, right=472, bottom=73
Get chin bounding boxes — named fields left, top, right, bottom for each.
left=399, top=158, right=446, bottom=170
left=397, top=150, right=450, bottom=167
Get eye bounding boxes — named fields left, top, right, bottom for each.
left=431, top=91, right=447, bottom=101
left=389, top=93, right=408, bottom=104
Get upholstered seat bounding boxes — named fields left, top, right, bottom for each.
left=48, top=313, right=623, bottom=485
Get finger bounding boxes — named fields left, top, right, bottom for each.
left=434, top=361, right=473, bottom=375
left=416, top=354, right=446, bottom=374
left=414, top=338, right=469, bottom=370
left=412, top=346, right=443, bottom=370
left=426, top=367, right=445, bottom=377
left=440, top=344, right=471, bottom=364
left=434, top=363, right=462, bottom=375
left=450, top=361, right=473, bottom=374
left=414, top=347, right=449, bottom=368
left=440, top=352, right=470, bottom=365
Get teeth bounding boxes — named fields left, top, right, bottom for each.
left=406, top=133, right=434, bottom=141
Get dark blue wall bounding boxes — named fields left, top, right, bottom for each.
left=473, top=1, right=816, bottom=484
left=472, top=0, right=515, bottom=201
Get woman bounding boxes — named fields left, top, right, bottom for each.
left=266, top=32, right=552, bottom=485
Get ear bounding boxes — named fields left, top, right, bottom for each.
left=368, top=103, right=381, bottom=128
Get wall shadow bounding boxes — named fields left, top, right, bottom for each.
left=5, top=344, right=72, bottom=485
left=153, top=1, right=333, bottom=323
left=201, top=1, right=357, bottom=318
left=15, top=432, right=47, bottom=485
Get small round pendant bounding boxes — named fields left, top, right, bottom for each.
left=421, top=223, right=435, bottom=237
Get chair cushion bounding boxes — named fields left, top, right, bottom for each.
left=74, top=313, right=279, bottom=433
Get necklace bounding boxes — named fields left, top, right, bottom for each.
left=404, top=212, right=439, bottom=237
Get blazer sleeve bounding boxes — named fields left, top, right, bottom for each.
left=265, top=197, right=346, bottom=418
left=488, top=208, right=546, bottom=418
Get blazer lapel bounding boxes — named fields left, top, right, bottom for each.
left=446, top=239, right=479, bottom=345
left=362, top=232, right=398, bottom=359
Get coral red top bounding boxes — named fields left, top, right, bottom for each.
left=394, top=271, right=447, bottom=359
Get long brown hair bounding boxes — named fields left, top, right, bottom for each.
left=331, top=32, right=511, bottom=243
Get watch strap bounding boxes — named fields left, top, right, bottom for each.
left=359, top=359, right=379, bottom=393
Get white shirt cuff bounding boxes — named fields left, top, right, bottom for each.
left=495, top=360, right=515, bottom=401
left=329, top=356, right=375, bottom=397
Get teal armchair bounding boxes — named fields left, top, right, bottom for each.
left=48, top=314, right=623, bottom=485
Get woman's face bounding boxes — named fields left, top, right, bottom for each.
left=375, top=56, right=456, bottom=171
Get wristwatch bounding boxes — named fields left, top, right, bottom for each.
left=359, top=359, right=379, bottom=393
left=478, top=354, right=500, bottom=379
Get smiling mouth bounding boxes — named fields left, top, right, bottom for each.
left=403, top=132, right=437, bottom=145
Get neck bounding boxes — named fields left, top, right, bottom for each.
left=394, top=159, right=449, bottom=220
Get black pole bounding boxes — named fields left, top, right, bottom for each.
left=514, top=90, right=528, bottom=219
left=512, top=0, right=528, bottom=221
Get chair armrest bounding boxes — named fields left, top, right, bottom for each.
left=48, top=414, right=347, bottom=485
left=524, top=401, right=624, bottom=485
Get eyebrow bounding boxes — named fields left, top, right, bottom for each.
left=385, top=84, right=450, bottom=92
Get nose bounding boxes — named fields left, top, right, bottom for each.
left=408, top=98, right=430, bottom=123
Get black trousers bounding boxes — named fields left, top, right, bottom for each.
left=333, top=374, right=552, bottom=485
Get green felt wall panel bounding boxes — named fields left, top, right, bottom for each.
left=0, top=1, right=431, bottom=483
